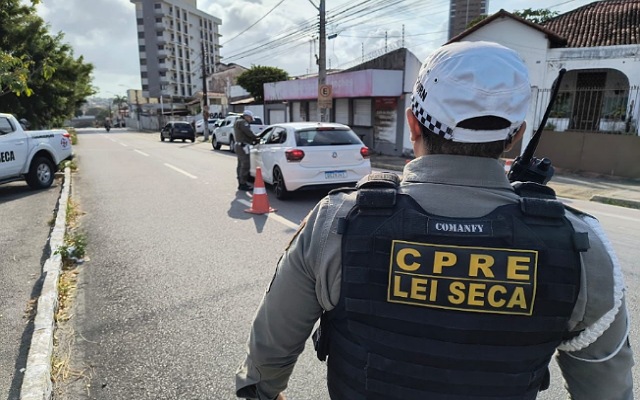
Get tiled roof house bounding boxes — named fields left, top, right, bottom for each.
left=447, top=0, right=640, bottom=141
left=542, top=0, right=640, bottom=48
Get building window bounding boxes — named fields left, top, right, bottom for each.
left=138, top=32, right=144, bottom=38
left=136, top=18, right=143, bottom=25
left=140, top=58, right=147, bottom=65
left=141, top=72, right=148, bottom=78
left=154, top=3, right=161, bottom=9
left=139, top=45, right=146, bottom=52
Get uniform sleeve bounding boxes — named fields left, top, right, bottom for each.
left=556, top=213, right=635, bottom=399
left=235, top=195, right=344, bottom=399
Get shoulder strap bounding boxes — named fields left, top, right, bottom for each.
left=511, top=181, right=557, bottom=199
left=356, top=172, right=401, bottom=189
left=355, top=172, right=400, bottom=208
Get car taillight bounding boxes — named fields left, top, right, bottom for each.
left=360, top=146, right=370, bottom=159
left=62, top=132, right=70, bottom=138
left=285, top=149, right=305, bottom=162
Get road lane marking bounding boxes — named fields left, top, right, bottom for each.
left=237, top=199, right=299, bottom=230
left=134, top=149, right=149, bottom=157
left=164, top=163, right=197, bottom=179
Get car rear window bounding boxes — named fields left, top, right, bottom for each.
left=175, top=123, right=193, bottom=131
left=294, top=128, right=362, bottom=146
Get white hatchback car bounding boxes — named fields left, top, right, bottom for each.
left=249, top=122, right=371, bottom=199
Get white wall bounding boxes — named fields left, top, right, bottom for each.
left=461, top=18, right=551, bottom=147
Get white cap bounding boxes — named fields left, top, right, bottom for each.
left=242, top=109, right=254, bottom=117
left=411, top=41, right=531, bottom=143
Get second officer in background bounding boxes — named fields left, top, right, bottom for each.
left=234, top=109, right=260, bottom=191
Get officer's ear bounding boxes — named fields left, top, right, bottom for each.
left=406, top=108, right=427, bottom=157
left=505, top=122, right=526, bottom=152
left=406, top=108, right=422, bottom=143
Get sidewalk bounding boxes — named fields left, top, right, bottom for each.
left=369, top=154, right=640, bottom=209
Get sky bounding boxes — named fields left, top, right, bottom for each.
left=32, top=0, right=595, bottom=98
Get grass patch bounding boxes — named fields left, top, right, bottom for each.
left=51, top=195, right=91, bottom=396
left=59, top=159, right=78, bottom=172
left=66, top=128, right=78, bottom=145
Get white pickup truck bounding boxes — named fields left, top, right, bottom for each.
left=0, top=113, right=73, bottom=189
left=211, top=114, right=267, bottom=152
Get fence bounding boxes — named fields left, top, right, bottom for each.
left=533, top=85, right=640, bottom=135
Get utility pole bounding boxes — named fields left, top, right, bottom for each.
left=318, top=0, right=327, bottom=122
left=201, top=41, right=209, bottom=119
left=308, top=0, right=328, bottom=122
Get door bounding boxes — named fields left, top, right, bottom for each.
left=250, top=127, right=273, bottom=179
left=571, top=72, right=606, bottom=131
left=220, top=116, right=235, bottom=142
left=260, top=127, right=287, bottom=184
left=0, top=116, right=29, bottom=178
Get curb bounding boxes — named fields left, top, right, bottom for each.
left=371, top=162, right=403, bottom=172
left=590, top=195, right=640, bottom=210
left=19, top=168, right=70, bottom=400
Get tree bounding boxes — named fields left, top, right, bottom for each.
left=513, top=8, right=559, bottom=24
left=236, top=65, right=289, bottom=103
left=467, top=14, right=488, bottom=29
left=112, top=94, right=128, bottom=126
left=0, top=0, right=94, bottom=128
left=467, top=8, right=558, bottom=30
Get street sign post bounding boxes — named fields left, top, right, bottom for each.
left=318, top=84, right=333, bottom=110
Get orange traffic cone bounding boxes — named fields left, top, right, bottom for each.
left=245, top=167, right=276, bottom=214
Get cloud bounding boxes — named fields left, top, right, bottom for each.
left=36, top=0, right=139, bottom=96
left=32, top=0, right=592, bottom=98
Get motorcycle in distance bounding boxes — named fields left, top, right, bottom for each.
left=104, top=120, right=112, bottom=132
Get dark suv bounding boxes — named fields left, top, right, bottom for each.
left=161, top=121, right=195, bottom=143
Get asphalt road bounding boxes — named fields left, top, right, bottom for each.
left=10, top=127, right=640, bottom=399
left=0, top=180, right=62, bottom=400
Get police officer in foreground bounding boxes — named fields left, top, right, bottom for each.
left=235, top=41, right=634, bottom=399
left=234, top=109, right=260, bottom=191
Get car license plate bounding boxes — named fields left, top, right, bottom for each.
left=325, top=170, right=347, bottom=179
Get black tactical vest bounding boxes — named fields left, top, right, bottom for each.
left=320, top=174, right=588, bottom=400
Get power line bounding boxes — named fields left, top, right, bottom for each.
left=221, top=0, right=288, bottom=46
left=222, top=0, right=448, bottom=64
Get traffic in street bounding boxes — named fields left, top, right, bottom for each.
left=2, top=127, right=639, bottom=399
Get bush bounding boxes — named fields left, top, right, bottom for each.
left=66, top=127, right=78, bottom=145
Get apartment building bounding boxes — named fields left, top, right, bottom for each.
left=131, top=0, right=222, bottom=101
left=448, top=0, right=487, bottom=39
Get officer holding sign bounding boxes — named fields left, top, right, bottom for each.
left=236, top=41, right=634, bottom=400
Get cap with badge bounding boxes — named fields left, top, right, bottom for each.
left=410, top=41, right=531, bottom=143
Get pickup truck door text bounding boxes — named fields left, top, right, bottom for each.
left=0, top=117, right=28, bottom=177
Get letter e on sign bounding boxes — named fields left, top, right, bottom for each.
left=318, top=84, right=333, bottom=109
left=319, top=84, right=332, bottom=99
